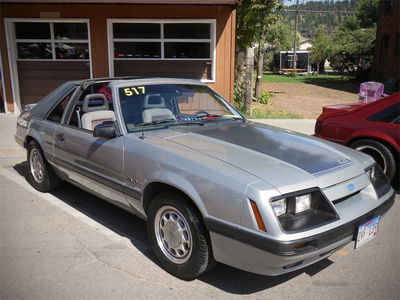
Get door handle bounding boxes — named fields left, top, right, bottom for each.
left=55, top=133, right=65, bottom=142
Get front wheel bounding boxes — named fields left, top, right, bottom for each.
left=147, top=192, right=215, bottom=280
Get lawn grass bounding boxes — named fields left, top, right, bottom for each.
left=260, top=72, right=354, bottom=84
left=243, top=104, right=301, bottom=119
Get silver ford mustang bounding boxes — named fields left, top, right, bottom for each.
left=15, top=78, right=395, bottom=280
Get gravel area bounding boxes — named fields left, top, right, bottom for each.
left=263, top=82, right=360, bottom=118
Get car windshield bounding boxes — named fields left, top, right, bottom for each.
left=118, top=84, right=244, bottom=132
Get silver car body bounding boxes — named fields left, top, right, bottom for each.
left=15, top=78, right=395, bottom=276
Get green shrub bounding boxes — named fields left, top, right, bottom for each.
left=287, top=71, right=298, bottom=77
left=257, top=90, right=274, bottom=105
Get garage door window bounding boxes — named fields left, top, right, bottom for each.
left=15, top=21, right=90, bottom=60
left=109, top=19, right=216, bottom=81
left=111, top=21, right=213, bottom=60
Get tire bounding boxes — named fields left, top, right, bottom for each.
left=350, top=139, right=397, bottom=183
left=147, top=192, right=215, bottom=280
left=27, top=140, right=63, bottom=192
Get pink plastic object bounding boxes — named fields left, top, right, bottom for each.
left=358, top=81, right=385, bottom=103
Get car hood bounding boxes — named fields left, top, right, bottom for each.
left=162, top=122, right=367, bottom=192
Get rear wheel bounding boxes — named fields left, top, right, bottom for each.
left=27, top=140, right=62, bottom=192
left=147, top=192, right=215, bottom=280
left=350, top=139, right=397, bottom=183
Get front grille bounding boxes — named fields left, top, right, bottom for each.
left=332, top=190, right=361, bottom=205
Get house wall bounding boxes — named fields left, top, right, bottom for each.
left=299, top=41, right=312, bottom=51
left=372, top=0, right=399, bottom=85
left=0, top=3, right=236, bottom=112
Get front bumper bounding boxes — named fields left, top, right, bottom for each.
left=205, top=189, right=395, bottom=275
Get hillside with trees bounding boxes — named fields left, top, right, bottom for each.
left=310, top=0, right=379, bottom=77
left=282, top=0, right=358, bottom=38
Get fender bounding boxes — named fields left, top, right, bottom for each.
left=141, top=170, right=208, bottom=217
left=25, top=127, right=45, bottom=150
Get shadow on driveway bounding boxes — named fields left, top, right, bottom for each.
left=302, top=80, right=360, bottom=95
left=13, top=161, right=335, bottom=294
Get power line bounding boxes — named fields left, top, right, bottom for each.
left=285, top=9, right=356, bottom=14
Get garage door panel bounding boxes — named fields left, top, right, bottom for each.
left=114, top=60, right=211, bottom=79
left=19, top=70, right=89, bottom=80
left=17, top=61, right=90, bottom=106
left=19, top=78, right=85, bottom=87
left=18, top=61, right=90, bottom=71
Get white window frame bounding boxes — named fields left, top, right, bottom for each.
left=0, top=49, right=9, bottom=114
left=14, top=20, right=90, bottom=62
left=4, top=18, right=92, bottom=113
left=107, top=19, right=216, bottom=83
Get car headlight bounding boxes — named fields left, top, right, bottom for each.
left=271, top=194, right=312, bottom=217
left=271, top=198, right=287, bottom=216
left=365, top=164, right=391, bottom=198
left=270, top=188, right=339, bottom=232
left=295, top=194, right=312, bottom=214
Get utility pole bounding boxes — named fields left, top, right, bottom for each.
left=292, top=0, right=299, bottom=69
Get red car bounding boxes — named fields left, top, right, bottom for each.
left=314, top=92, right=399, bottom=183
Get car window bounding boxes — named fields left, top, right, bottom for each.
left=46, top=91, right=74, bottom=123
left=67, top=83, right=115, bottom=131
left=118, top=84, right=242, bottom=132
left=367, top=103, right=400, bottom=123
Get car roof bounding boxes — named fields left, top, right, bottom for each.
left=79, top=76, right=147, bottom=89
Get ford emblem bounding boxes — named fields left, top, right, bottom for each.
left=347, top=184, right=356, bottom=191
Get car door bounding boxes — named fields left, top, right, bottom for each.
left=52, top=84, right=128, bottom=209
left=35, top=86, right=78, bottom=159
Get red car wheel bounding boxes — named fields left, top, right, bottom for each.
left=350, top=139, right=397, bottom=183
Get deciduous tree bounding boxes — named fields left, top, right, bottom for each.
left=311, top=25, right=331, bottom=74
left=236, top=0, right=284, bottom=108
left=328, top=0, right=378, bottom=78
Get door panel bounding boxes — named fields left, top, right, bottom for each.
left=53, top=126, right=127, bottom=207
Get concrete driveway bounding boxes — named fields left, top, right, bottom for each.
left=1, top=114, right=399, bottom=299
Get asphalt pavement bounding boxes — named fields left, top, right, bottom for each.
left=0, top=114, right=399, bottom=299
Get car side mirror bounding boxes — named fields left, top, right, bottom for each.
left=93, top=122, right=117, bottom=139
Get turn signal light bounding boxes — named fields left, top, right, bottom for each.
left=249, top=200, right=267, bottom=232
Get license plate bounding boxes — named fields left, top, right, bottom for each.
left=355, top=216, right=380, bottom=249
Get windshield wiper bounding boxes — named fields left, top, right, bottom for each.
left=135, top=118, right=177, bottom=127
left=178, top=120, right=205, bottom=126
left=200, top=115, right=245, bottom=123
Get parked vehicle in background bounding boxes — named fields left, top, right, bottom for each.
left=314, top=92, right=400, bottom=184
left=15, top=78, right=395, bottom=280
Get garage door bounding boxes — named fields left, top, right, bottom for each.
left=14, top=21, right=90, bottom=106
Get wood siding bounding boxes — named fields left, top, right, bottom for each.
left=371, top=0, right=400, bottom=83
left=0, top=3, right=236, bottom=112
